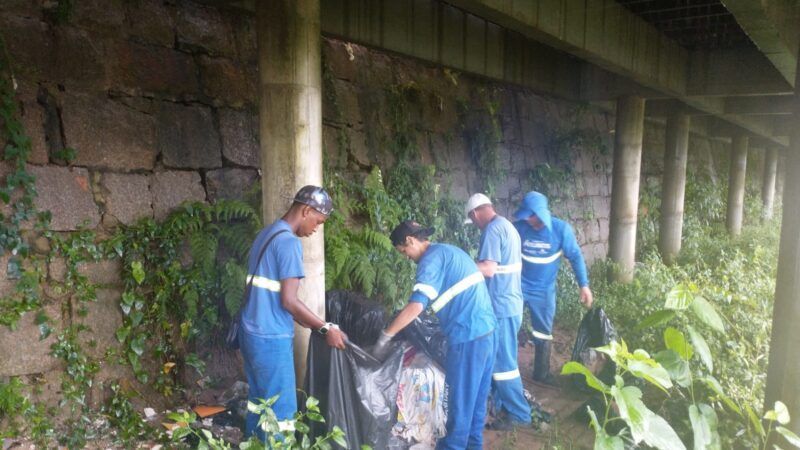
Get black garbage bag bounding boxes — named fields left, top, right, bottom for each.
left=398, top=311, right=448, bottom=368
left=570, top=307, right=617, bottom=388
left=305, top=290, right=404, bottom=450
left=325, top=290, right=387, bottom=347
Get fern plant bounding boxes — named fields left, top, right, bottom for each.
left=111, top=198, right=262, bottom=391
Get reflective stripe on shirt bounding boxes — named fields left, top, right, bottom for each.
left=247, top=274, right=281, bottom=292
left=430, top=272, right=485, bottom=313
left=413, top=283, right=439, bottom=300
left=521, top=250, right=562, bottom=265
left=494, top=262, right=522, bottom=274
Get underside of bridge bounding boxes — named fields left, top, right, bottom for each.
left=206, top=0, right=800, bottom=435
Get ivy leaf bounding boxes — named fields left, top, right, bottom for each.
left=130, top=310, right=144, bottom=327
left=690, top=296, right=725, bottom=333
left=115, top=326, right=130, bottom=343
left=654, top=350, right=692, bottom=388
left=130, top=336, right=145, bottom=356
left=636, top=310, right=676, bottom=331
left=664, top=327, right=693, bottom=361
left=131, top=261, right=145, bottom=285
left=561, top=361, right=610, bottom=393
left=687, top=326, right=713, bottom=372
left=776, top=426, right=800, bottom=447
left=665, top=283, right=694, bottom=310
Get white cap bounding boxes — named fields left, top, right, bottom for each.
left=464, top=193, right=492, bottom=224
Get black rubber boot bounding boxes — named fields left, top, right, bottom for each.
left=533, top=339, right=558, bottom=386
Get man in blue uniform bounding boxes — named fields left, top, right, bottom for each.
left=239, top=185, right=348, bottom=441
left=464, top=193, right=531, bottom=430
left=372, top=220, right=497, bottom=450
left=514, top=191, right=593, bottom=384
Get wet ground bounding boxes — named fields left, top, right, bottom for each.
left=484, top=325, right=595, bottom=449
left=3, top=325, right=595, bottom=450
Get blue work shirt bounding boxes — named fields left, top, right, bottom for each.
left=514, top=218, right=589, bottom=295
left=479, top=216, right=524, bottom=319
left=409, top=243, right=496, bottom=345
left=241, top=220, right=304, bottom=338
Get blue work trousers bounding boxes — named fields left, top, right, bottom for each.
left=524, top=289, right=556, bottom=341
left=491, top=315, right=531, bottom=423
left=437, top=331, right=496, bottom=450
left=239, top=331, right=297, bottom=441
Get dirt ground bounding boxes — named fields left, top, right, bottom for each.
left=484, top=324, right=596, bottom=450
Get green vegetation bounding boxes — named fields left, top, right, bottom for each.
left=168, top=395, right=349, bottom=450
left=554, top=146, right=786, bottom=447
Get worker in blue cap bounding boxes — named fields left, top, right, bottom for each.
left=239, top=185, right=347, bottom=441
left=513, top=191, right=593, bottom=384
left=371, top=220, right=497, bottom=450
left=464, top=193, right=531, bottom=430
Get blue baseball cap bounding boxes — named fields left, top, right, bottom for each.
left=514, top=191, right=552, bottom=230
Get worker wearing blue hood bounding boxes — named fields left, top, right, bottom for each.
left=513, top=191, right=593, bottom=384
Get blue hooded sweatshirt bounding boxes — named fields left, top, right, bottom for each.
left=513, top=192, right=589, bottom=294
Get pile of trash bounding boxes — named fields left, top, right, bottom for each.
left=305, top=291, right=449, bottom=450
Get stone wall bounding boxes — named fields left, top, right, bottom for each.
left=0, top=0, right=740, bottom=393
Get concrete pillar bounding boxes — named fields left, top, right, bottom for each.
left=761, top=148, right=778, bottom=221
left=608, top=96, right=645, bottom=283
left=658, top=113, right=690, bottom=264
left=257, top=0, right=324, bottom=387
left=764, top=79, right=800, bottom=439
left=725, top=135, right=748, bottom=236
left=775, top=153, right=785, bottom=209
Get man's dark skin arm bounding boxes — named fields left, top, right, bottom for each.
left=281, top=278, right=346, bottom=349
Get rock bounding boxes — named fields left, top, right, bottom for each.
left=48, top=257, right=67, bottom=283
left=51, top=26, right=108, bottom=90
left=77, top=288, right=123, bottom=359
left=0, top=301, right=62, bottom=376
left=198, top=56, right=256, bottom=108
left=30, top=166, right=100, bottom=231
left=230, top=12, right=257, bottom=63
left=157, top=102, right=222, bottom=169
left=176, top=2, right=235, bottom=57
left=110, top=40, right=200, bottom=100
left=151, top=171, right=207, bottom=220
left=61, top=94, right=158, bottom=171
left=14, top=83, right=49, bottom=165
left=125, top=0, right=175, bottom=47
left=101, top=173, right=153, bottom=225
left=71, top=0, right=126, bottom=36
left=144, top=407, right=157, bottom=419
left=219, top=108, right=259, bottom=167
left=205, top=168, right=259, bottom=202
left=0, top=15, right=54, bottom=81
left=76, top=259, right=122, bottom=286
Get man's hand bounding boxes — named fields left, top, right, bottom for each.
left=325, top=326, right=347, bottom=350
left=370, top=330, right=395, bottom=361
left=579, top=286, right=593, bottom=308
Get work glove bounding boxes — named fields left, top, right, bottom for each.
left=370, top=330, right=395, bottom=362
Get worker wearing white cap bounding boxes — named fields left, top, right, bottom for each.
left=465, top=193, right=531, bottom=430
